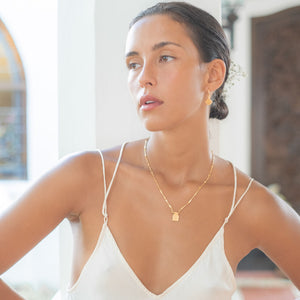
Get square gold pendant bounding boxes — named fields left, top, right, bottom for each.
left=172, top=212, right=179, bottom=222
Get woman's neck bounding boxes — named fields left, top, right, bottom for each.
left=145, top=117, right=212, bottom=186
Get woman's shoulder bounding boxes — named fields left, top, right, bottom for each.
left=54, top=139, right=144, bottom=181
left=56, top=150, right=103, bottom=180
left=213, top=156, right=253, bottom=192
left=235, top=174, right=290, bottom=222
left=55, top=140, right=144, bottom=188
left=216, top=157, right=277, bottom=205
left=226, top=162, right=287, bottom=221
left=58, top=141, right=128, bottom=173
left=228, top=166, right=300, bottom=246
left=215, top=157, right=296, bottom=229
left=100, top=139, right=146, bottom=170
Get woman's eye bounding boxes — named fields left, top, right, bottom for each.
left=127, top=62, right=141, bottom=70
left=159, top=55, right=174, bottom=63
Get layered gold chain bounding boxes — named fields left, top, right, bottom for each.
left=144, top=139, right=214, bottom=222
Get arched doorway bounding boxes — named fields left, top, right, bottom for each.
left=0, top=18, right=27, bottom=179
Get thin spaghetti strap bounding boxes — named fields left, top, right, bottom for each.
left=224, top=168, right=254, bottom=225
left=230, top=163, right=237, bottom=213
left=97, top=150, right=107, bottom=197
left=100, top=142, right=127, bottom=223
left=232, top=178, right=254, bottom=212
left=224, top=163, right=237, bottom=225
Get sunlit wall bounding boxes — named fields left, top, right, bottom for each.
left=0, top=0, right=58, bottom=292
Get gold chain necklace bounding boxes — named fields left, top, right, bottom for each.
left=144, top=139, right=214, bottom=222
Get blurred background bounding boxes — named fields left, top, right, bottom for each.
left=0, top=0, right=299, bottom=299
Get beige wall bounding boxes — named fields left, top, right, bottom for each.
left=58, top=0, right=96, bottom=156
left=0, top=0, right=58, bottom=290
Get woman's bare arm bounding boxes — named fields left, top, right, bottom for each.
left=250, top=183, right=300, bottom=288
left=0, top=151, right=102, bottom=296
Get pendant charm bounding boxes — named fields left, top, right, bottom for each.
left=172, top=212, right=179, bottom=222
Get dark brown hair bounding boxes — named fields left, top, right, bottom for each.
left=130, top=2, right=230, bottom=120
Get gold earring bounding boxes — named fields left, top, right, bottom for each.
left=205, top=90, right=212, bottom=105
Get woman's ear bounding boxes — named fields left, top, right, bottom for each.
left=205, top=59, right=226, bottom=91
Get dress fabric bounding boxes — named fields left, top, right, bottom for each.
left=64, top=143, right=253, bottom=300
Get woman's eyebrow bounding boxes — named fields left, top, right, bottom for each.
left=126, top=51, right=139, bottom=58
left=152, top=41, right=183, bottom=51
left=125, top=41, right=183, bottom=58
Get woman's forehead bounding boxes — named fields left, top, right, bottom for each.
left=125, top=15, right=193, bottom=53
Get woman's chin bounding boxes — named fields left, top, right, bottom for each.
left=141, top=119, right=165, bottom=132
left=141, top=118, right=179, bottom=133
left=143, top=123, right=163, bottom=132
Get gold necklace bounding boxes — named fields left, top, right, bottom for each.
left=144, top=139, right=214, bottom=222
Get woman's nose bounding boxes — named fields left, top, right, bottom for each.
left=138, top=64, right=157, bottom=88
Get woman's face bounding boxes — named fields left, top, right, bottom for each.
left=125, top=15, right=207, bottom=132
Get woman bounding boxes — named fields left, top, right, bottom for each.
left=1, top=2, right=300, bottom=299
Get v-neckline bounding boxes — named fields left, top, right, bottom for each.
left=105, top=222, right=227, bottom=297
left=97, top=146, right=238, bottom=296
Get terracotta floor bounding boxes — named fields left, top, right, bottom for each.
left=235, top=271, right=299, bottom=300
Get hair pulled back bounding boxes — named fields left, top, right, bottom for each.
left=130, top=2, right=230, bottom=120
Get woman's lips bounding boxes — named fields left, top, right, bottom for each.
left=139, top=95, right=163, bottom=111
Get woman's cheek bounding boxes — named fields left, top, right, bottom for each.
left=128, top=75, right=137, bottom=97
